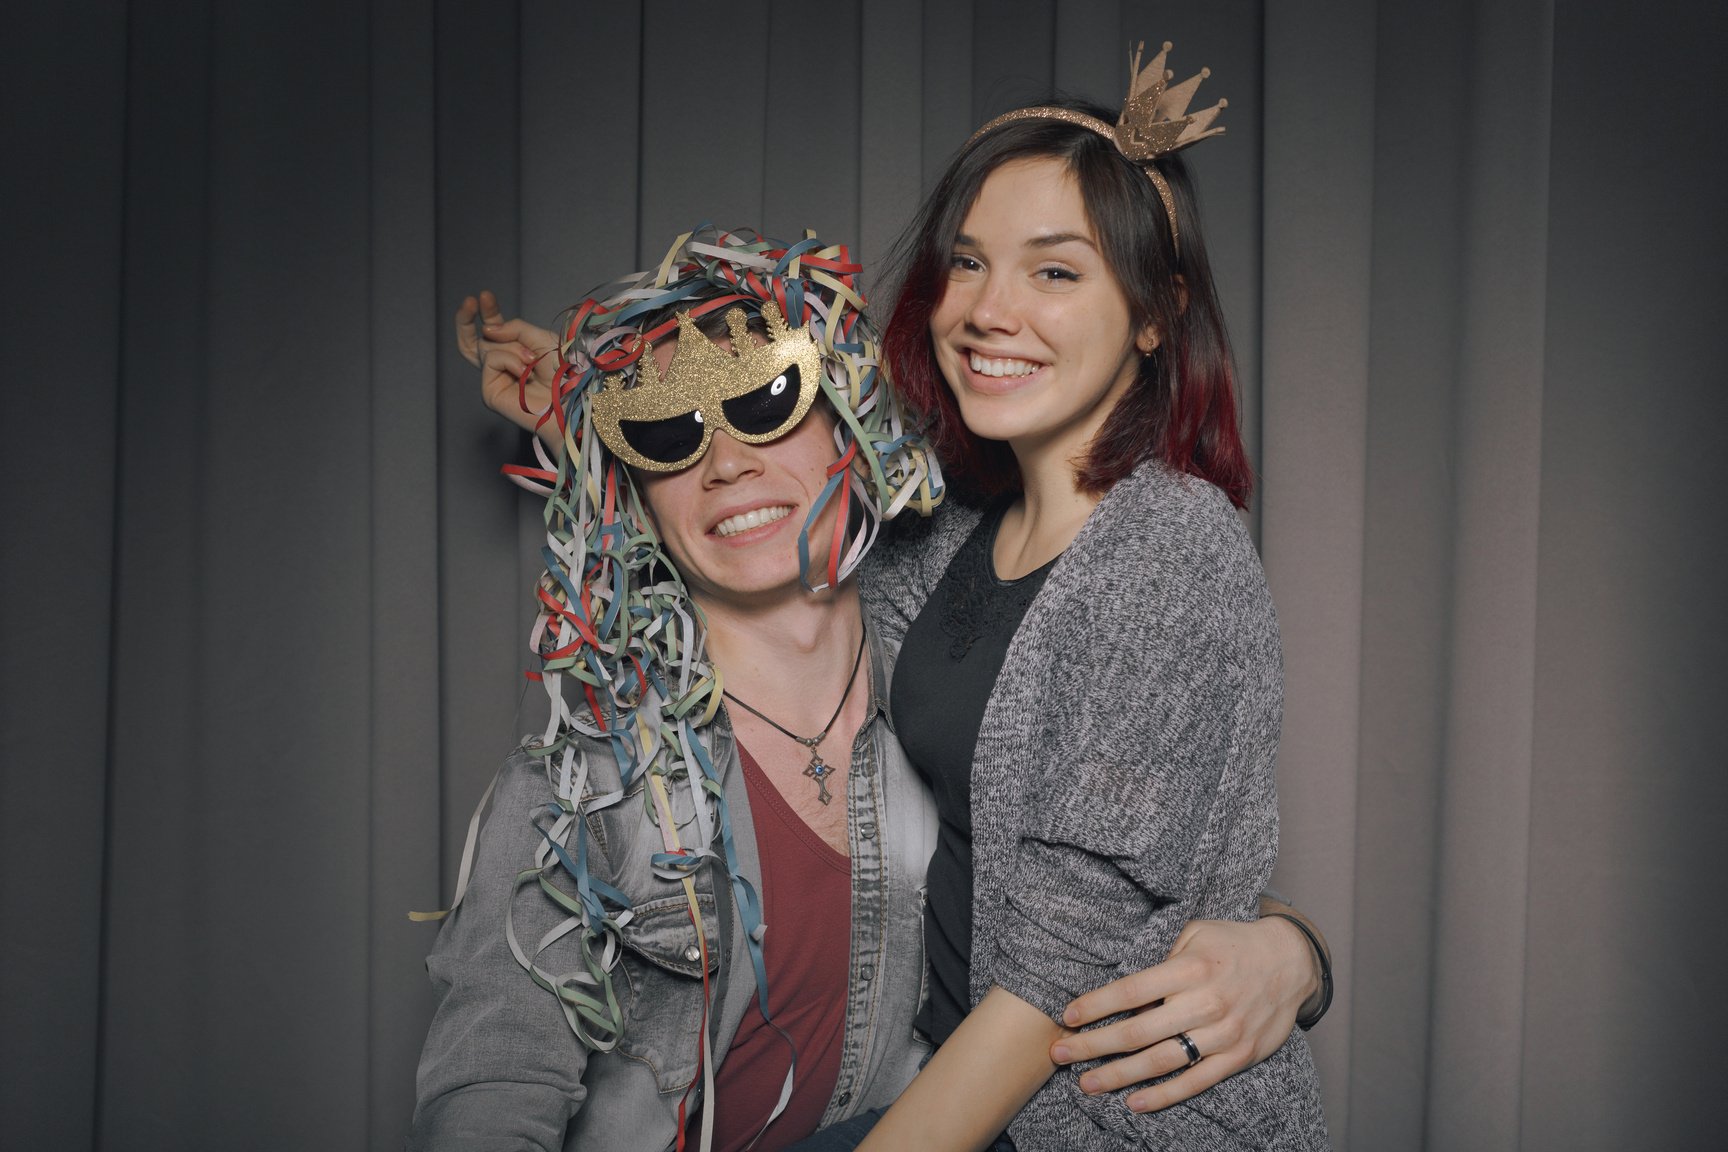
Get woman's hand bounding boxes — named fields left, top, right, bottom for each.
left=1049, top=912, right=1322, bottom=1113
left=454, top=290, right=562, bottom=448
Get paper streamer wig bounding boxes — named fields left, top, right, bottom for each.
left=418, top=226, right=942, bottom=1150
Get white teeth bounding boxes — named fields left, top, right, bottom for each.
left=713, top=505, right=793, bottom=538
left=968, top=352, right=1041, bottom=378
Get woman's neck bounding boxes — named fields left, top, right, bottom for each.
left=992, top=446, right=1103, bottom=580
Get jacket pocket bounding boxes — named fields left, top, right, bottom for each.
left=615, top=890, right=723, bottom=1092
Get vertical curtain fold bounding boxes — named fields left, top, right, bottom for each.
left=918, top=0, right=975, bottom=197
left=366, top=1, right=444, bottom=1144
left=1348, top=1, right=1472, bottom=1145
left=860, top=0, right=925, bottom=280
left=0, top=2, right=127, bottom=1147
left=99, top=0, right=214, bottom=1143
left=763, top=1, right=863, bottom=252
left=1426, top=3, right=1555, bottom=1148
left=1259, top=1, right=1381, bottom=1137
left=430, top=0, right=541, bottom=892
left=190, top=3, right=377, bottom=1143
left=1349, top=2, right=1468, bottom=1143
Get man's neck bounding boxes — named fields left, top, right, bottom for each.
left=698, top=583, right=867, bottom=732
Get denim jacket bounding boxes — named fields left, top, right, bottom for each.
left=412, top=622, right=936, bottom=1151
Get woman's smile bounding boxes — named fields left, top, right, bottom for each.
left=967, top=351, right=1046, bottom=380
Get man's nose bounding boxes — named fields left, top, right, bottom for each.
left=700, top=426, right=763, bottom=485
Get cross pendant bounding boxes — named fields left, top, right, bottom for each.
left=803, top=748, right=834, bottom=805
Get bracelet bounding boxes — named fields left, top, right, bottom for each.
left=1264, top=912, right=1333, bottom=1030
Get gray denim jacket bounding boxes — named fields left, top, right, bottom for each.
left=412, top=623, right=936, bottom=1151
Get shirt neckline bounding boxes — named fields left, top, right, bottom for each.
left=983, top=496, right=1064, bottom=588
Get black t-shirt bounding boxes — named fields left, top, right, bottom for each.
left=891, top=499, right=1057, bottom=1045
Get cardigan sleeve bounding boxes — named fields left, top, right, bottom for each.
left=411, top=750, right=593, bottom=1150
left=988, top=490, right=1282, bottom=1022
left=857, top=501, right=980, bottom=649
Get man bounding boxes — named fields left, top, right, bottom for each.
left=412, top=228, right=1328, bottom=1151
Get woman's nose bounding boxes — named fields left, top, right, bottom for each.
left=964, top=272, right=1018, bottom=333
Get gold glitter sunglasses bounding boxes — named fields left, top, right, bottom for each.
left=591, top=302, right=825, bottom=473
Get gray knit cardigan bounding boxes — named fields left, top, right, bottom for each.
left=864, top=460, right=1328, bottom=1150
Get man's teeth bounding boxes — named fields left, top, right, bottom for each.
left=969, top=352, right=1041, bottom=378
left=713, top=506, right=793, bottom=538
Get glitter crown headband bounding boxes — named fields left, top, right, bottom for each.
left=967, top=40, right=1227, bottom=255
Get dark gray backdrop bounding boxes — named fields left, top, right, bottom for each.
left=3, top=1, right=1724, bottom=1149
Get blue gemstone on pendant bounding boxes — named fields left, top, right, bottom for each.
left=803, top=752, right=835, bottom=805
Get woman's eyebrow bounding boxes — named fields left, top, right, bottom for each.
left=1026, top=231, right=1096, bottom=251
left=952, top=231, right=1098, bottom=251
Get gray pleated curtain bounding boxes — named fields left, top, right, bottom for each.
left=3, top=2, right=1723, bottom=1150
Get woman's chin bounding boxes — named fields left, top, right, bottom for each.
left=947, top=393, right=1039, bottom=447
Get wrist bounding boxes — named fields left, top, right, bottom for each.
left=1263, top=912, right=1332, bottom=1030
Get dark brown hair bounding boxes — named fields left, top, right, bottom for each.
left=882, top=98, right=1252, bottom=507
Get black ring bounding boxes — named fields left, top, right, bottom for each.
left=1175, top=1031, right=1201, bottom=1069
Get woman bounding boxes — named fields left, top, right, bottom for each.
left=846, top=44, right=1328, bottom=1150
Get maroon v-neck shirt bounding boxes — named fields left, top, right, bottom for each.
left=710, top=742, right=853, bottom=1151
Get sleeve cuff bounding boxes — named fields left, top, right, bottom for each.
left=990, top=850, right=1147, bottom=1021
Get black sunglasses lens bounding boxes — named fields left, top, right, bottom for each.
left=619, top=410, right=705, bottom=465
left=722, top=365, right=805, bottom=436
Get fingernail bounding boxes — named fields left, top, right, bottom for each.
left=1127, top=1098, right=1150, bottom=1114
left=1051, top=1044, right=1071, bottom=1064
left=1062, top=1007, right=1079, bottom=1025
left=1078, top=1074, right=1099, bottom=1093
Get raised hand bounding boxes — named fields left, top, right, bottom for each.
left=454, top=290, right=563, bottom=447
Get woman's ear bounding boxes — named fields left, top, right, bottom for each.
left=1136, top=321, right=1161, bottom=356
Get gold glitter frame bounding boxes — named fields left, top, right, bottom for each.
left=592, top=300, right=825, bottom=472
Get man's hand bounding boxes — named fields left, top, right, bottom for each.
left=454, top=290, right=562, bottom=447
left=1050, top=914, right=1319, bottom=1113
